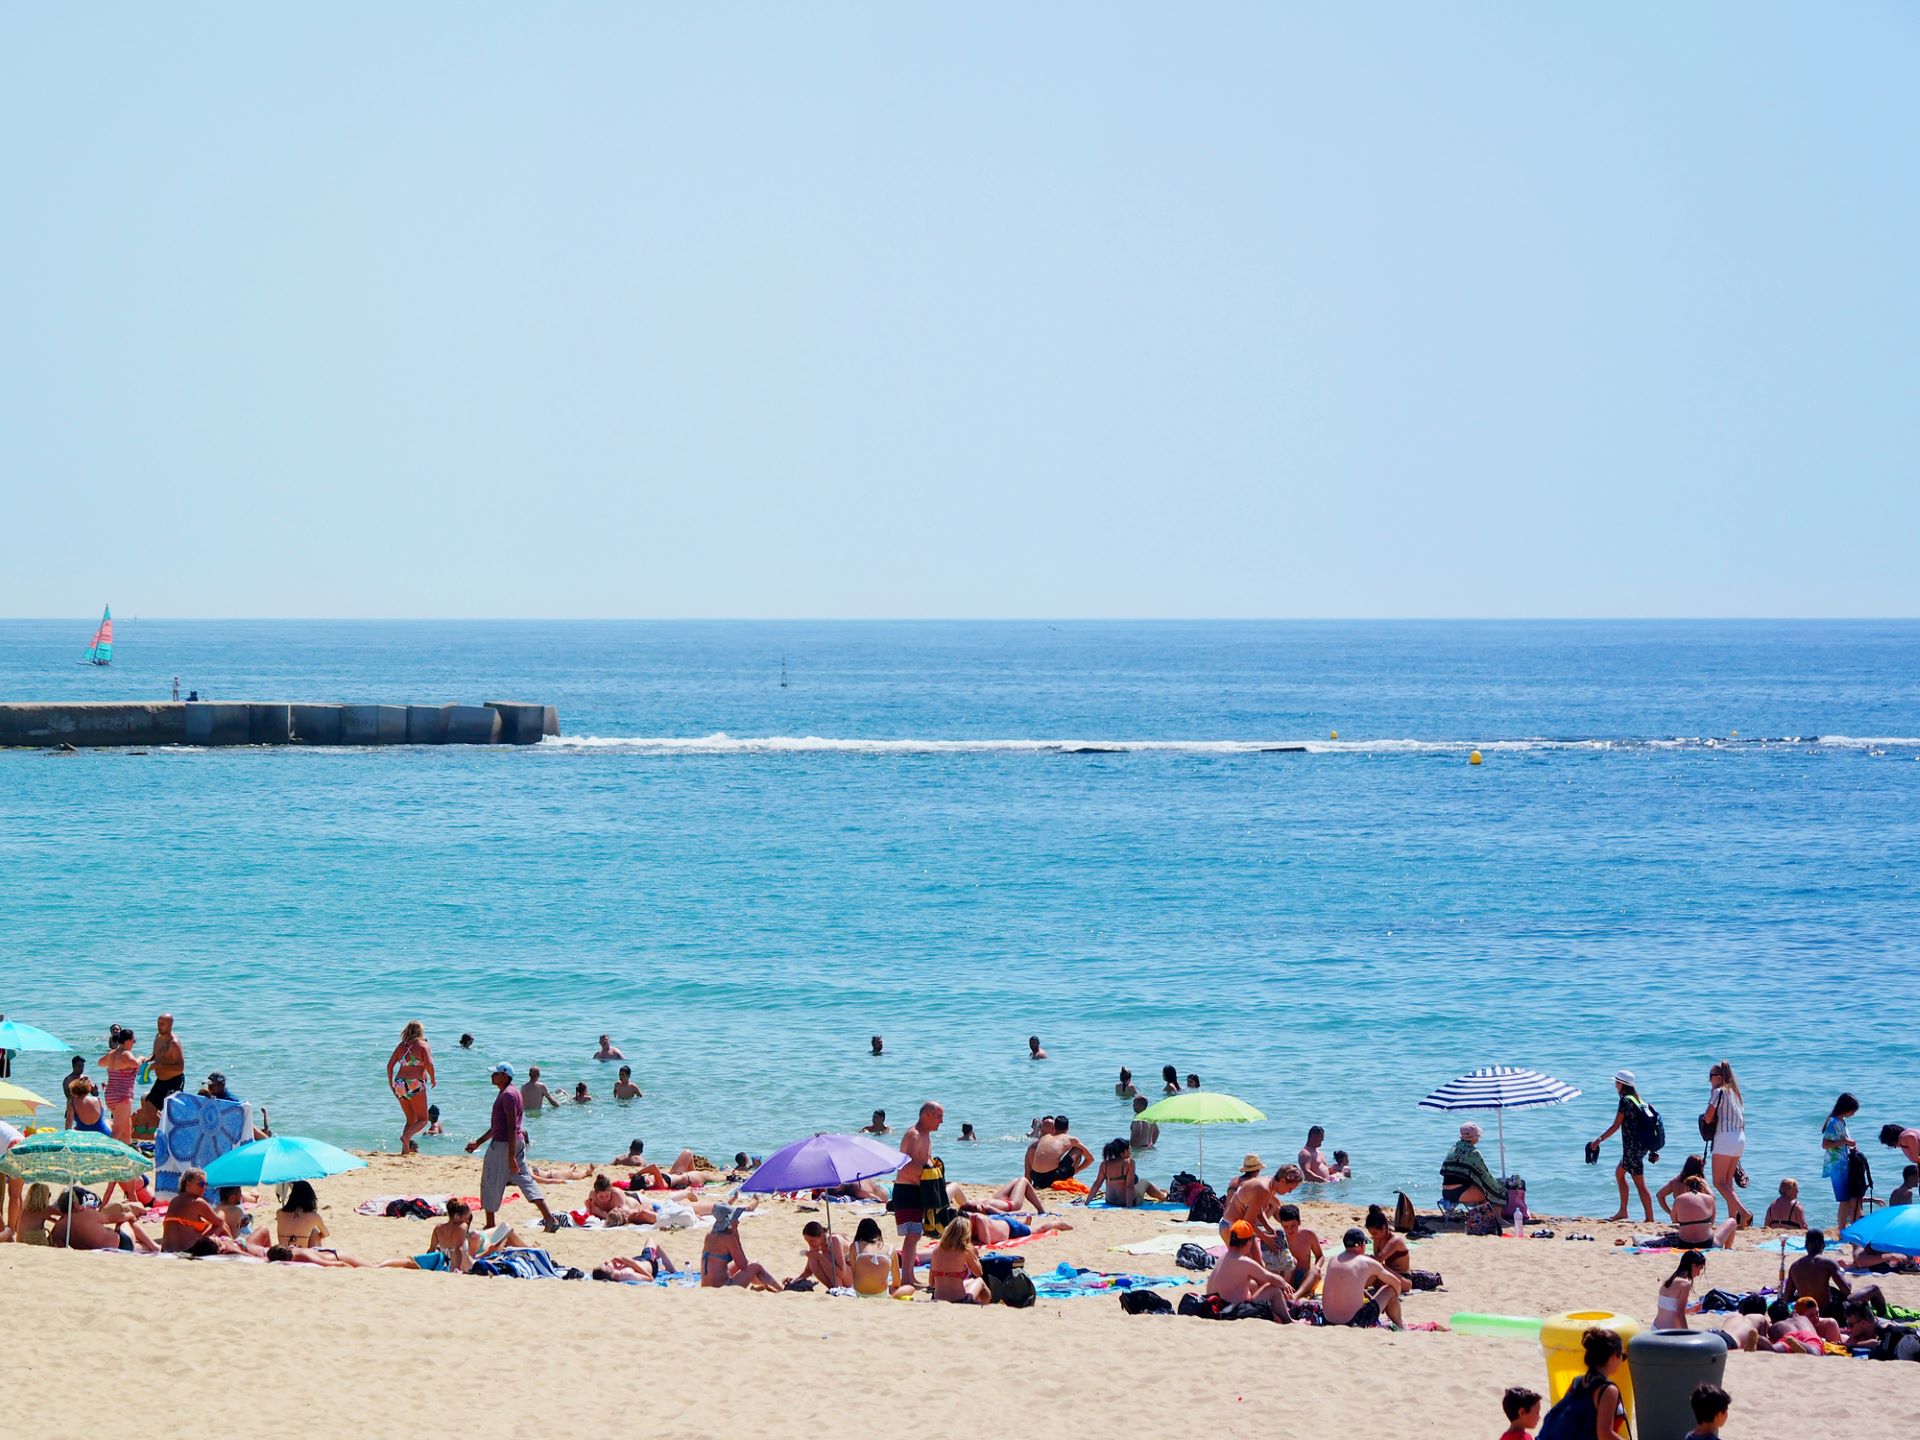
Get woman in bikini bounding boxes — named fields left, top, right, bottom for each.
left=276, top=1180, right=331, bottom=1249
left=98, top=1026, right=143, bottom=1143
left=1082, top=1138, right=1167, bottom=1208
left=698, top=1204, right=780, bottom=1290
left=929, top=1212, right=990, bottom=1304
left=1364, top=1204, right=1410, bottom=1281
left=1656, top=1249, right=1705, bottom=1331
left=850, top=1217, right=896, bottom=1296
left=386, top=1021, right=436, bottom=1156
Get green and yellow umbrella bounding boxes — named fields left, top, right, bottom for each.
left=1134, top=1091, right=1265, bottom=1182
left=0, top=1080, right=53, bottom=1118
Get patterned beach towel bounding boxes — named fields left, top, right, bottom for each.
left=153, top=1094, right=252, bottom=1198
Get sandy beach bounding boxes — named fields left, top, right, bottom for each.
left=5, top=1151, right=1916, bottom=1438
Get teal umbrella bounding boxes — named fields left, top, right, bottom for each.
left=0, top=1128, right=149, bottom=1246
left=203, top=1136, right=366, bottom=1187
left=0, top=1018, right=75, bottom=1053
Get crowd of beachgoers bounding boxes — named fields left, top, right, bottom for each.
left=7, top=1017, right=1920, bottom=1435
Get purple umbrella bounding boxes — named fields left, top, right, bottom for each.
left=740, top=1132, right=908, bottom=1234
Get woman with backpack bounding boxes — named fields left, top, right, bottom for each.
left=1589, top=1069, right=1659, bottom=1223
left=1535, top=1327, right=1629, bottom=1440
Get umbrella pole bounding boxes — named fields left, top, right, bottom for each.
left=1198, top=1125, right=1205, bottom=1185
left=1497, top=1110, right=1507, bottom=1184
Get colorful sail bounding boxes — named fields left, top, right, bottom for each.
left=85, top=605, right=113, bottom=665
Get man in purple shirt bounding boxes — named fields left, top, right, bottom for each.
left=466, top=1064, right=559, bottom=1231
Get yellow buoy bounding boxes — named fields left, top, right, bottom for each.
left=1469, top=750, right=1483, bottom=765
left=1330, top=730, right=1337, bottom=740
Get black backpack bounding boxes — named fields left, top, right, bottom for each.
left=1185, top=1183, right=1223, bottom=1225
left=988, top=1270, right=1036, bottom=1308
left=1167, top=1171, right=1199, bottom=1206
left=1625, top=1096, right=1666, bottom=1160
left=1120, top=1289, right=1173, bottom=1315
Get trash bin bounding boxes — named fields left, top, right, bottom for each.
left=1540, top=1310, right=1642, bottom=1420
left=1626, top=1329, right=1728, bottom=1440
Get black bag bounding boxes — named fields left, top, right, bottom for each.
left=1167, top=1171, right=1199, bottom=1206
left=988, top=1270, right=1036, bottom=1308
left=1870, top=1324, right=1920, bottom=1361
left=980, top=1253, right=1023, bottom=1283
left=1120, top=1289, right=1173, bottom=1315
left=1698, top=1287, right=1746, bottom=1313
left=1185, top=1183, right=1223, bottom=1225
left=1393, top=1192, right=1418, bottom=1233
left=1178, top=1292, right=1226, bottom=1319
left=1175, top=1241, right=1217, bottom=1271
left=1625, top=1097, right=1667, bottom=1161
left=1410, top=1269, right=1444, bottom=1291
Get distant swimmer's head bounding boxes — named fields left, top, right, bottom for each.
left=1028, top=1035, right=1043, bottom=1054
left=626, top=1139, right=644, bottom=1156
left=527, top=1066, right=541, bottom=1081
left=1132, top=1096, right=1149, bottom=1115
left=1118, top=1067, right=1132, bottom=1084
left=1052, top=1114, right=1069, bottom=1134
left=427, top=1105, right=440, bottom=1121
left=960, top=1124, right=976, bottom=1140
left=619, top=1066, right=631, bottom=1079
left=1185, top=1074, right=1200, bottom=1089
left=870, top=1036, right=883, bottom=1054
left=491, top=1063, right=514, bottom=1087
left=459, top=1034, right=474, bottom=1049
left=1306, top=1125, right=1326, bottom=1145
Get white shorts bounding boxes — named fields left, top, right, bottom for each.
left=1714, top=1138, right=1744, bottom=1160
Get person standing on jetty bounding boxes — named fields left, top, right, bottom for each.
left=891, top=1100, right=941, bottom=1286
left=466, top=1064, right=559, bottom=1233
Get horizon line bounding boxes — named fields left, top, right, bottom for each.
left=5, top=614, right=1920, bottom=625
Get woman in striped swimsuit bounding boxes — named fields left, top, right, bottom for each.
left=98, top=1026, right=143, bottom=1142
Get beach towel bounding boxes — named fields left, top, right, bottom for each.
left=470, top=1247, right=574, bottom=1280
left=1030, top=1262, right=1193, bottom=1300
left=153, top=1094, right=252, bottom=1198
left=1086, top=1198, right=1188, bottom=1212
left=1113, top=1232, right=1223, bottom=1256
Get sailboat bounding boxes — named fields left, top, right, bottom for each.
left=83, top=605, right=113, bottom=666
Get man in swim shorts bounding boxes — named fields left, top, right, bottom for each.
left=1205, top=1219, right=1296, bottom=1312
left=145, top=1012, right=184, bottom=1114
left=892, top=1100, right=941, bottom=1285
left=1322, top=1227, right=1407, bottom=1328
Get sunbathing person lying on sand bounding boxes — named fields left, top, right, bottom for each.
left=588, top=1173, right=733, bottom=1225
left=699, top=1204, right=779, bottom=1291
left=963, top=1210, right=1072, bottom=1246
left=265, top=1243, right=377, bottom=1268
left=592, top=1245, right=678, bottom=1282
left=948, top=1177, right=1048, bottom=1215
left=530, top=1162, right=595, bottom=1183
left=818, top=1177, right=888, bottom=1202
left=1082, top=1139, right=1167, bottom=1207
left=1770, top=1298, right=1843, bottom=1352
left=379, top=1200, right=526, bottom=1272
left=608, top=1141, right=724, bottom=1187
left=1206, top=1219, right=1295, bottom=1314
left=788, top=1221, right=854, bottom=1288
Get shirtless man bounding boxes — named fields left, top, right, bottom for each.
left=519, top=1066, right=560, bottom=1113
left=1298, top=1126, right=1348, bottom=1181
left=1023, top=1115, right=1092, bottom=1191
left=593, top=1035, right=625, bottom=1061
left=612, top=1066, right=643, bottom=1100
left=146, top=1013, right=184, bottom=1115
left=1205, top=1219, right=1295, bottom=1314
left=892, top=1100, right=942, bottom=1285
left=1129, top=1095, right=1158, bottom=1152
left=965, top=1210, right=1074, bottom=1246
left=1028, top=1034, right=1048, bottom=1060
left=860, top=1109, right=891, bottom=1136
left=1322, top=1227, right=1408, bottom=1328
left=162, top=1169, right=246, bottom=1256
left=48, top=1190, right=159, bottom=1252
left=1785, top=1229, right=1885, bottom=1318
left=949, top=1177, right=1048, bottom=1215
left=1277, top=1204, right=1326, bottom=1293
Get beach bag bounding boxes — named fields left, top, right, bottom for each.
left=1698, top=1287, right=1745, bottom=1313
left=1536, top=1376, right=1602, bottom=1440
left=1178, top=1292, right=1228, bottom=1319
left=1393, top=1192, right=1418, bottom=1234
left=1870, top=1324, right=1920, bottom=1361
left=980, top=1253, right=1023, bottom=1284
left=1410, top=1269, right=1444, bottom=1291
left=1464, top=1202, right=1503, bottom=1236
left=1120, top=1289, right=1173, bottom=1315
left=1185, top=1183, right=1223, bottom=1225
left=988, top=1269, right=1036, bottom=1308
left=1167, top=1171, right=1199, bottom=1205
left=1175, top=1241, right=1217, bottom=1272
left=1626, top=1097, right=1666, bottom=1161
left=1500, top=1179, right=1528, bottom=1224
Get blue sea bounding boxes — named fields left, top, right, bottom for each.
left=3, top=620, right=1917, bottom=1222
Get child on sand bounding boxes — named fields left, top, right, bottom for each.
left=1685, top=1383, right=1730, bottom=1438
left=1497, top=1386, right=1540, bottom=1440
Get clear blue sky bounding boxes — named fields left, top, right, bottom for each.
left=3, top=4, right=1914, bottom=618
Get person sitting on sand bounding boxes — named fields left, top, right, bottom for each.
left=1837, top=1297, right=1888, bottom=1349
left=162, top=1168, right=246, bottom=1256
left=1439, top=1123, right=1505, bottom=1209
left=381, top=1199, right=518, bottom=1272
left=1536, top=1328, right=1628, bottom=1437
left=1226, top=1154, right=1263, bottom=1197
left=588, top=1173, right=654, bottom=1225
left=613, top=1066, right=643, bottom=1101
left=519, top=1066, right=560, bottom=1114
left=1129, top=1095, right=1158, bottom=1152
left=850, top=1216, right=896, bottom=1296
left=1656, top=1154, right=1708, bottom=1219
left=572, top=1081, right=592, bottom=1104
left=949, top=1177, right=1049, bottom=1215
left=1083, top=1138, right=1167, bottom=1207
left=927, top=1211, right=990, bottom=1304
left=1364, top=1203, right=1409, bottom=1281
left=1298, top=1126, right=1348, bottom=1182
left=699, top=1203, right=780, bottom=1291
left=861, top=1109, right=891, bottom=1136
left=1889, top=1164, right=1919, bottom=1209
left=1277, top=1204, right=1325, bottom=1293
left=1669, top=1176, right=1737, bottom=1250
left=275, top=1180, right=331, bottom=1248
left=1024, top=1116, right=1093, bottom=1191
left=1028, top=1034, right=1048, bottom=1060
left=1115, top=1067, right=1136, bottom=1099
left=1785, top=1229, right=1886, bottom=1319
left=1656, top=1249, right=1707, bottom=1329
left=789, top=1220, right=854, bottom=1289
left=594, top=1035, right=624, bottom=1061
left=9, top=1183, right=55, bottom=1245
left=49, top=1188, right=159, bottom=1252
left=1205, top=1218, right=1295, bottom=1313
left=1764, top=1178, right=1808, bottom=1228
left=215, top=1185, right=254, bottom=1241
left=1321, top=1227, right=1407, bottom=1328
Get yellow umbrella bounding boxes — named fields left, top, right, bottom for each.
left=0, top=1080, right=52, bottom=1118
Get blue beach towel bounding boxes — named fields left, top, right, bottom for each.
left=471, top=1247, right=567, bottom=1279
left=153, top=1094, right=253, bottom=1198
left=1030, top=1262, right=1193, bottom=1299
left=1085, top=1199, right=1189, bottom=1212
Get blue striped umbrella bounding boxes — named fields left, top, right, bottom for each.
left=1418, top=1066, right=1582, bottom=1179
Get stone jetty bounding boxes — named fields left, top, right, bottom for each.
left=0, top=701, right=559, bottom=749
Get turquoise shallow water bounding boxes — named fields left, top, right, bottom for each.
left=2, top=620, right=1917, bottom=1221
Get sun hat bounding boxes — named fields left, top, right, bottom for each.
left=1241, top=1154, right=1263, bottom=1174
left=1613, top=1069, right=1636, bottom=1088
left=711, top=1202, right=741, bottom=1234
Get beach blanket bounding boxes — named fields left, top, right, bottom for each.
left=471, top=1247, right=571, bottom=1280
left=1113, top=1232, right=1223, bottom=1256
left=1086, top=1198, right=1188, bottom=1212
left=1030, top=1263, right=1193, bottom=1299
left=153, top=1094, right=252, bottom=1198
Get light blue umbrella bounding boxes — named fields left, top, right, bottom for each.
left=0, top=1018, right=75, bottom=1053
left=203, top=1135, right=367, bottom=1187
left=1841, top=1205, right=1920, bottom=1257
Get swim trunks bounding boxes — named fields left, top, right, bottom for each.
left=1003, top=1217, right=1031, bottom=1239
left=144, top=1073, right=185, bottom=1113
left=889, top=1182, right=924, bottom=1234
left=414, top=1249, right=452, bottom=1272
left=1346, top=1296, right=1381, bottom=1328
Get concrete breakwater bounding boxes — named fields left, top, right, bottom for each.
left=0, top=701, right=559, bottom=749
